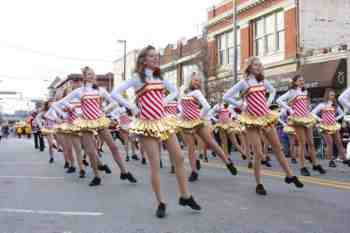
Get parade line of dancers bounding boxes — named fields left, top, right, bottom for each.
left=33, top=46, right=350, bottom=218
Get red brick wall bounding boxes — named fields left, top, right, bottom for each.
left=284, top=7, right=297, bottom=58
left=208, top=40, right=218, bottom=77
left=240, top=25, right=253, bottom=68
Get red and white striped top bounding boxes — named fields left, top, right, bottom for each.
left=164, top=101, right=178, bottom=116
left=321, top=107, right=336, bottom=125
left=244, top=84, right=269, bottom=117
left=67, top=100, right=82, bottom=123
left=136, top=81, right=166, bottom=121
left=81, top=94, right=103, bottom=120
left=218, top=108, right=231, bottom=123
left=290, top=95, right=308, bottom=117
left=181, top=96, right=200, bottom=121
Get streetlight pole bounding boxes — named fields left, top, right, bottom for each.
left=118, top=40, right=127, bottom=81
left=233, top=0, right=238, bottom=84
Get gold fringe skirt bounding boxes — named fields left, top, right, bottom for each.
left=288, top=115, right=316, bottom=128
left=129, top=116, right=175, bottom=141
left=177, top=118, right=206, bottom=133
left=73, top=116, right=110, bottom=132
left=55, top=122, right=81, bottom=135
left=215, top=121, right=244, bottom=134
left=320, top=123, right=341, bottom=135
left=41, top=127, right=56, bottom=135
left=239, top=111, right=278, bottom=128
left=283, top=125, right=296, bottom=135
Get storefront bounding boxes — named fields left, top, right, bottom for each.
left=268, top=58, right=347, bottom=103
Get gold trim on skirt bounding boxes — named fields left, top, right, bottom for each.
left=129, top=116, right=175, bottom=141
left=55, top=122, right=81, bottom=134
left=73, top=116, right=110, bottom=132
left=320, top=123, right=341, bottom=135
left=283, top=125, right=296, bottom=135
left=41, top=128, right=56, bottom=135
left=177, top=118, right=206, bottom=133
left=288, top=114, right=316, bottom=128
left=239, top=111, right=278, bottom=128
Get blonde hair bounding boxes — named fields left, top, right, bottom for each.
left=81, top=66, right=95, bottom=78
left=243, top=57, right=264, bottom=82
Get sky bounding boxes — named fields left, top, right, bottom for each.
left=0, top=0, right=221, bottom=113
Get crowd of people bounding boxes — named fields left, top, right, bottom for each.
left=28, top=46, right=350, bottom=218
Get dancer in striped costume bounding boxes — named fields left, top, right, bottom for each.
left=111, top=46, right=201, bottom=218
left=224, top=57, right=303, bottom=195
left=210, top=102, right=246, bottom=160
left=178, top=72, right=238, bottom=182
left=312, top=89, right=345, bottom=168
left=277, top=75, right=326, bottom=176
left=164, top=100, right=179, bottom=173
left=56, top=66, right=137, bottom=186
left=36, top=101, right=62, bottom=164
left=279, top=108, right=299, bottom=164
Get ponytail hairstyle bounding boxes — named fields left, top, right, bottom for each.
left=244, top=57, right=264, bottom=82
left=324, top=88, right=337, bottom=107
left=81, top=66, right=98, bottom=90
left=290, top=74, right=305, bottom=91
left=135, top=45, right=162, bottom=83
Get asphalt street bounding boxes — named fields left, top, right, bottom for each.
left=0, top=137, right=349, bottom=233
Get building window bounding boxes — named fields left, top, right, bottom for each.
left=217, top=29, right=240, bottom=70
left=254, top=11, right=285, bottom=56
left=163, top=69, right=177, bottom=87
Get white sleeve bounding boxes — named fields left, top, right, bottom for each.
left=311, top=103, right=323, bottom=122
left=223, top=80, right=246, bottom=107
left=208, top=104, right=219, bottom=121
left=336, top=105, right=345, bottom=121
left=277, top=90, right=293, bottom=112
left=192, top=90, right=211, bottom=118
left=111, top=78, right=138, bottom=111
left=163, top=79, right=179, bottom=104
left=58, top=88, right=81, bottom=109
left=265, top=80, right=276, bottom=106
left=100, top=88, right=118, bottom=113
left=339, top=88, right=350, bottom=112
left=51, top=102, right=68, bottom=119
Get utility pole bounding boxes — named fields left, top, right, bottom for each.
left=117, top=40, right=127, bottom=81
left=233, top=0, right=238, bottom=83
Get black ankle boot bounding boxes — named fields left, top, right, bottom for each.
left=188, top=171, right=198, bottom=182
left=156, top=203, right=166, bottom=218
left=79, top=170, right=86, bottom=178
left=300, top=167, right=311, bottom=176
left=329, top=160, right=336, bottom=168
left=120, top=172, right=137, bottom=183
left=141, top=158, right=147, bottom=165
left=49, top=157, right=54, bottom=164
left=226, top=162, right=238, bottom=176
left=261, top=159, right=272, bottom=167
left=196, top=159, right=201, bottom=170
left=248, top=161, right=253, bottom=169
left=66, top=166, right=76, bottom=173
left=285, top=176, right=304, bottom=188
left=170, top=166, right=175, bottom=174
left=103, top=165, right=112, bottom=174
left=179, top=196, right=202, bottom=211
left=313, top=164, right=326, bottom=174
left=82, top=159, right=89, bottom=167
left=256, top=184, right=267, bottom=195
left=89, top=177, right=101, bottom=186
left=64, top=162, right=69, bottom=169
left=131, top=154, right=139, bottom=161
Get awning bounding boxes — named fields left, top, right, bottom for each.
left=267, top=59, right=347, bottom=92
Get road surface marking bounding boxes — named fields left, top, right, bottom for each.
left=205, top=162, right=350, bottom=191
left=0, top=208, right=103, bottom=216
left=0, top=176, right=64, bottom=180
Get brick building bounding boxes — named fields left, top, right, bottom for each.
left=160, top=36, right=209, bottom=96
left=206, top=0, right=350, bottom=103
left=54, top=73, right=114, bottom=98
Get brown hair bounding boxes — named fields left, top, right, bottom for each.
left=188, top=72, right=201, bottom=91
left=290, top=74, right=305, bottom=91
left=244, top=57, right=264, bottom=82
left=135, top=45, right=162, bottom=83
left=324, top=88, right=337, bottom=107
left=42, top=101, right=50, bottom=112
